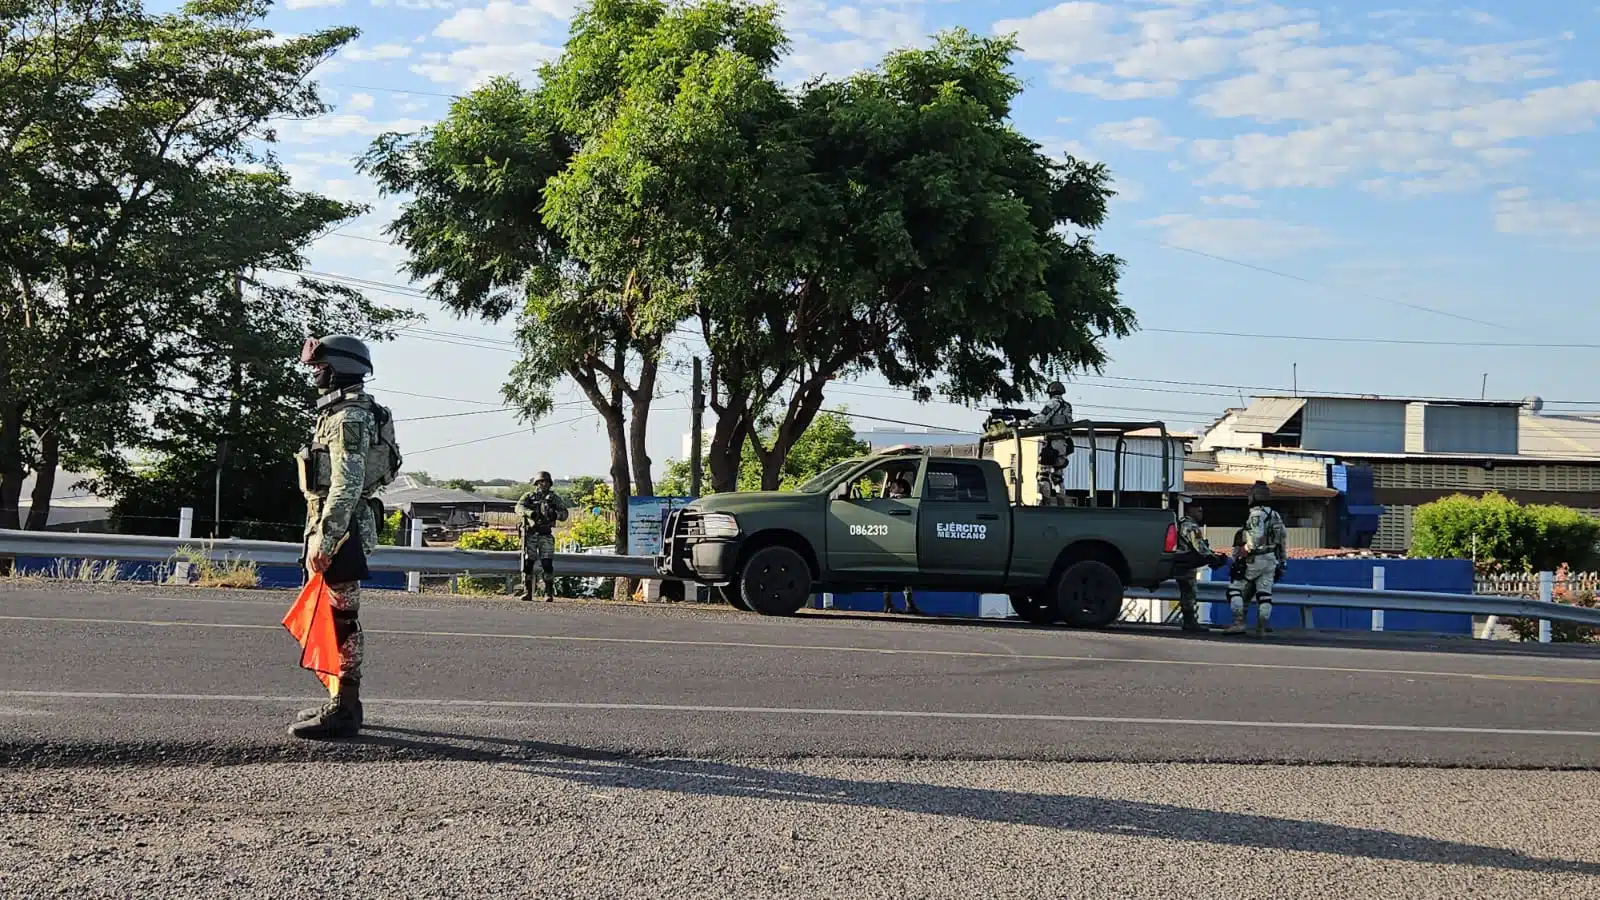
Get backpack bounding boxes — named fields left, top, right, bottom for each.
left=364, top=399, right=402, bottom=495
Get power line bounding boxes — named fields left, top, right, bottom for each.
left=1135, top=328, right=1600, bottom=351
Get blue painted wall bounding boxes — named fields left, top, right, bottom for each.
left=14, top=557, right=407, bottom=592
left=817, top=557, right=1476, bottom=635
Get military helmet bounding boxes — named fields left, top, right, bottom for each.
left=301, top=334, right=373, bottom=377
left=1046, top=380, right=1066, bottom=397
left=534, top=470, right=553, bottom=485
left=1247, top=480, right=1272, bottom=506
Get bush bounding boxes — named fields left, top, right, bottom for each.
left=1409, top=492, right=1600, bottom=573
left=454, top=528, right=520, bottom=595
left=378, top=510, right=404, bottom=545
left=1506, top=563, right=1600, bottom=643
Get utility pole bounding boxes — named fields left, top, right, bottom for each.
left=1481, top=373, right=1488, bottom=400
left=690, top=356, right=704, bottom=497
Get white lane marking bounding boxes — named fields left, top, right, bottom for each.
left=1, top=690, right=1598, bottom=739
left=1, top=613, right=1597, bottom=686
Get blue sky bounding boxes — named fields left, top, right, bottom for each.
left=240, top=0, right=1600, bottom=480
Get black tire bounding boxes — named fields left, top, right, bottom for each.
left=1009, top=591, right=1060, bottom=625
left=738, top=545, right=812, bottom=616
left=713, top=583, right=751, bottom=611
left=1053, top=559, right=1125, bottom=629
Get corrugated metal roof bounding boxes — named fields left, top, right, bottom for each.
left=1182, top=470, right=1338, bottom=498
left=1231, top=397, right=1306, bottom=434
left=1254, top=393, right=1523, bottom=408
left=1519, top=411, right=1600, bottom=458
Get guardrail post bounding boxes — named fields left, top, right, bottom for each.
left=406, top=518, right=424, bottom=593
left=1371, top=566, right=1385, bottom=632
left=1538, top=570, right=1553, bottom=643
left=174, top=507, right=195, bottom=583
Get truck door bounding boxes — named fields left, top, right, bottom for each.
left=917, top=460, right=1010, bottom=585
left=825, top=458, right=922, bottom=578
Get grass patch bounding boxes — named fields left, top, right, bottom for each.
left=167, top=544, right=260, bottom=589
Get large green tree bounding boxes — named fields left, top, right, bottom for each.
left=546, top=17, right=1133, bottom=490
left=360, top=0, right=780, bottom=598
left=0, top=0, right=387, bottom=532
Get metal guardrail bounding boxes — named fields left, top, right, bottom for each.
left=0, top=529, right=659, bottom=580
left=4, top=529, right=1598, bottom=631
left=1126, top=580, right=1600, bottom=629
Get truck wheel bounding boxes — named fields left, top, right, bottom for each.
left=1009, top=591, right=1059, bottom=625
left=738, top=546, right=812, bottom=616
left=1054, top=559, right=1124, bottom=629
left=713, top=584, right=751, bottom=611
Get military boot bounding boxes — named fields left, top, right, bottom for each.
left=290, top=682, right=362, bottom=740
left=1180, top=607, right=1206, bottom=633
left=1221, top=608, right=1246, bottom=635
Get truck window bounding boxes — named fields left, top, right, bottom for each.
left=924, top=462, right=988, bottom=503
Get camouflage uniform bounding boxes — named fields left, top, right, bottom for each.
left=302, top=392, right=381, bottom=679
left=1174, top=514, right=1214, bottom=632
left=516, top=475, right=569, bottom=602
left=291, top=334, right=399, bottom=740
left=1029, top=383, right=1074, bottom=507
left=1225, top=482, right=1288, bottom=638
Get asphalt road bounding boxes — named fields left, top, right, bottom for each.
left=3, top=581, right=1598, bottom=768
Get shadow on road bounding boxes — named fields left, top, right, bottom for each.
left=355, top=724, right=1599, bottom=877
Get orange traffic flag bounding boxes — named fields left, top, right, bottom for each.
left=282, top=572, right=341, bottom=691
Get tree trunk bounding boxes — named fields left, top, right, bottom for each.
left=707, top=408, right=746, bottom=494
left=24, top=425, right=60, bottom=531
left=627, top=352, right=658, bottom=498
left=607, top=342, right=637, bottom=602
left=0, top=398, right=25, bottom=532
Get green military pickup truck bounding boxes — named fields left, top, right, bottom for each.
left=655, top=447, right=1191, bottom=627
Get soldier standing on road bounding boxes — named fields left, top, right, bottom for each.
left=1029, top=382, right=1074, bottom=507
left=880, top=475, right=922, bottom=616
left=1224, top=481, right=1288, bottom=638
left=292, top=334, right=402, bottom=740
left=1175, top=499, right=1226, bottom=633
left=517, top=471, right=569, bottom=602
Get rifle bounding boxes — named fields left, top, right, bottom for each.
left=984, top=406, right=1036, bottom=435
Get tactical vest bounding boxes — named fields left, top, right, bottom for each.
left=297, top=389, right=402, bottom=498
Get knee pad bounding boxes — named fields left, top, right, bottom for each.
left=332, top=608, right=360, bottom=644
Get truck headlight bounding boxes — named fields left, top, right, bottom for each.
left=701, top=513, right=739, bottom=538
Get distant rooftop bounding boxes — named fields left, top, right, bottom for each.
left=1252, top=393, right=1525, bottom=408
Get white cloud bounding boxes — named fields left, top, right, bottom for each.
left=343, top=43, right=413, bottom=63
left=1141, top=213, right=1338, bottom=259
left=346, top=93, right=375, bottom=114
left=778, top=0, right=929, bottom=80
left=285, top=0, right=342, bottom=8
left=995, top=3, right=1590, bottom=197
left=1201, top=194, right=1258, bottom=208
left=414, top=0, right=577, bottom=87
left=276, top=114, right=435, bottom=145
left=1493, top=187, right=1600, bottom=239
left=1093, top=116, right=1182, bottom=151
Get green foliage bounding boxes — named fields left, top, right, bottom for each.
left=658, top=409, right=868, bottom=494
left=1409, top=492, right=1600, bottom=573
left=456, top=528, right=519, bottom=551
left=378, top=510, right=403, bottom=546
left=565, top=511, right=615, bottom=548
left=1, top=0, right=412, bottom=533
left=405, top=471, right=435, bottom=485
left=454, top=527, right=520, bottom=594
left=442, top=478, right=478, bottom=492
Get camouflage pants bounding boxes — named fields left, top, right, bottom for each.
left=326, top=579, right=364, bottom=683
left=1036, top=465, right=1066, bottom=506
left=1227, top=554, right=1277, bottom=622
left=1175, top=574, right=1199, bottom=619
left=522, top=533, right=555, bottom=597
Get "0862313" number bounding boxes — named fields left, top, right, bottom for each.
left=848, top=524, right=889, bottom=536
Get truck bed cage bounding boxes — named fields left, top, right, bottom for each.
left=978, top=418, right=1175, bottom=509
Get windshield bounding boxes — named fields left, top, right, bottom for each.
left=796, top=459, right=864, bottom=493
